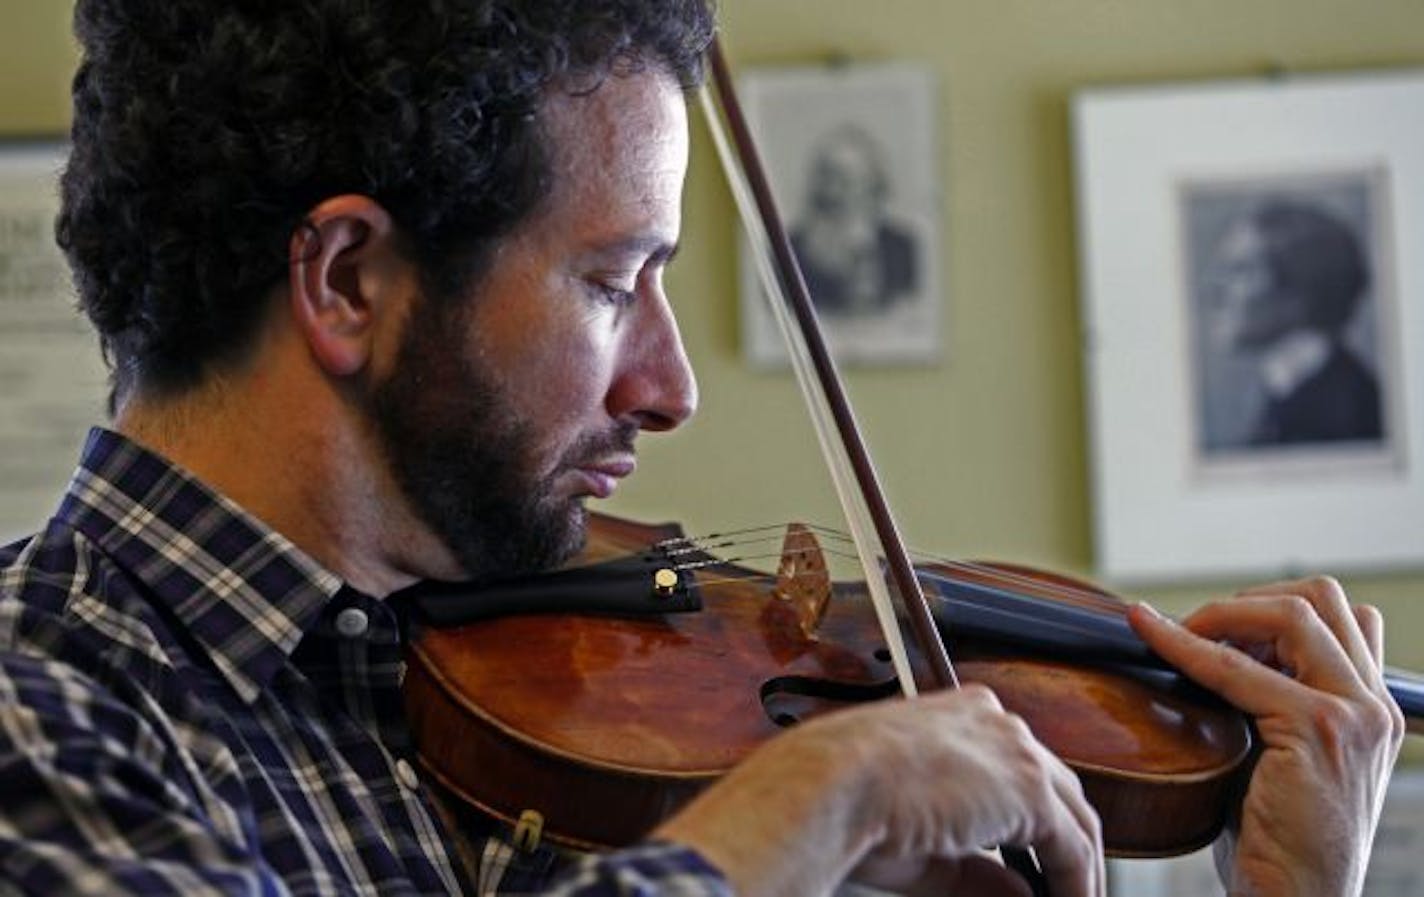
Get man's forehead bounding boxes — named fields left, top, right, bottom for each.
left=540, top=71, right=686, bottom=171
left=531, top=70, right=688, bottom=243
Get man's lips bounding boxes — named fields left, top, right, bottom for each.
left=572, top=456, right=636, bottom=499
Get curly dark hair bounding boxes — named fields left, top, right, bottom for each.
left=1252, top=198, right=1371, bottom=335
left=59, top=0, right=715, bottom=404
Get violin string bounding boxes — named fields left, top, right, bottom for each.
left=656, top=538, right=865, bottom=597
left=659, top=525, right=1122, bottom=614
left=655, top=525, right=864, bottom=561
left=669, top=544, right=863, bottom=574
left=651, top=524, right=817, bottom=558
left=655, top=533, right=829, bottom=564
left=671, top=552, right=787, bottom=573
left=660, top=538, right=776, bottom=561
left=661, top=544, right=1129, bottom=638
left=915, top=555, right=1123, bottom=611
left=770, top=523, right=1121, bottom=610
left=655, top=522, right=799, bottom=544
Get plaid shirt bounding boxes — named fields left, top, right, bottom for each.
left=0, top=428, right=729, bottom=896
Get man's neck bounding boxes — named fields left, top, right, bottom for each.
left=113, top=359, right=456, bottom=597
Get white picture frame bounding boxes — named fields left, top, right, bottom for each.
left=0, top=141, right=107, bottom=543
left=736, top=62, right=943, bottom=368
left=1072, top=71, right=1424, bottom=583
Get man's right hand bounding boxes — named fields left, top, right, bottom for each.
left=654, top=683, right=1105, bottom=897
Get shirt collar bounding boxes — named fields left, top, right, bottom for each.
left=56, top=427, right=344, bottom=703
left=1260, top=329, right=1332, bottom=398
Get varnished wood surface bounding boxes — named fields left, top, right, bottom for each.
left=404, top=514, right=1251, bottom=854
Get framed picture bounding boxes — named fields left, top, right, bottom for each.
left=0, top=141, right=108, bottom=543
left=736, top=62, right=943, bottom=368
left=1072, top=70, right=1424, bottom=583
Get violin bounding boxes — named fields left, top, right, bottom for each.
left=399, top=512, right=1424, bottom=857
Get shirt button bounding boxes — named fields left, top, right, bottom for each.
left=395, top=758, right=420, bottom=791
left=334, top=607, right=370, bottom=639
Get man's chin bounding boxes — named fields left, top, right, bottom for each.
left=512, top=498, right=592, bottom=573
left=436, top=500, right=590, bottom=582
left=553, top=501, right=591, bottom=565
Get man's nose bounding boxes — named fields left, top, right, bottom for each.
left=607, top=293, right=698, bottom=432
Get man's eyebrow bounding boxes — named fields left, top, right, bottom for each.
left=588, top=235, right=680, bottom=265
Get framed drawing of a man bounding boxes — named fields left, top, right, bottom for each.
left=735, top=62, right=943, bottom=367
left=1073, top=71, right=1424, bottom=583
left=1184, top=170, right=1398, bottom=463
left=789, top=122, right=921, bottom=320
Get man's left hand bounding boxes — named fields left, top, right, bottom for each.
left=1129, top=577, right=1405, bottom=897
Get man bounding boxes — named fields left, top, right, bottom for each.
left=1206, top=197, right=1384, bottom=447
left=0, top=2, right=1402, bottom=896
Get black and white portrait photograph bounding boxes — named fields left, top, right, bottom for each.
left=737, top=62, right=942, bottom=367
left=1181, top=171, right=1398, bottom=464
left=1073, top=72, right=1424, bottom=582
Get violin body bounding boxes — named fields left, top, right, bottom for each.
left=403, top=513, right=1252, bottom=857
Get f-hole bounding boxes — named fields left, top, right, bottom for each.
left=759, top=675, right=900, bottom=728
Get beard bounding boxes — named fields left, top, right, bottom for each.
left=368, top=298, right=634, bottom=581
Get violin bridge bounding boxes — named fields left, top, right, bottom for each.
left=773, top=523, right=832, bottom=640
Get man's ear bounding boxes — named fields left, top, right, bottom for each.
left=287, top=195, right=407, bottom=377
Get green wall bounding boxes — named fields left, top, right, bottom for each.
left=5, top=3, right=1422, bottom=747
left=636, top=1, right=1424, bottom=676
left=0, top=3, right=75, bottom=134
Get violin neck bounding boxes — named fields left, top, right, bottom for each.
left=1385, top=669, right=1424, bottom=735
left=918, top=569, right=1424, bottom=734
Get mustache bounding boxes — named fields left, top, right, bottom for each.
left=560, top=419, right=639, bottom=469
